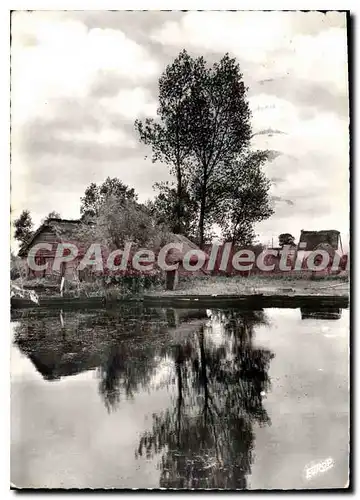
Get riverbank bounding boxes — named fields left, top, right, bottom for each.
left=11, top=275, right=349, bottom=310
left=147, top=274, right=349, bottom=297
left=143, top=274, right=349, bottom=309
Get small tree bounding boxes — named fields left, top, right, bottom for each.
left=278, top=233, right=296, bottom=248
left=42, top=211, right=61, bottom=224
left=147, top=182, right=198, bottom=238
left=215, top=150, right=274, bottom=245
left=80, top=177, right=137, bottom=219
left=80, top=195, right=170, bottom=252
left=13, top=209, right=33, bottom=244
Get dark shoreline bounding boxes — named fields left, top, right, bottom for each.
left=11, top=293, right=349, bottom=311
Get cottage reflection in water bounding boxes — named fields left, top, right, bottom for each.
left=300, top=307, right=342, bottom=321
left=12, top=306, right=274, bottom=489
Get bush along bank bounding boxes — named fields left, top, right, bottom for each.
left=19, top=270, right=164, bottom=300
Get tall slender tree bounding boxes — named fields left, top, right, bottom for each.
left=185, top=54, right=252, bottom=247
left=135, top=50, right=202, bottom=234
left=136, top=50, right=274, bottom=248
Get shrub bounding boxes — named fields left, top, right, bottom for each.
left=63, top=269, right=163, bottom=299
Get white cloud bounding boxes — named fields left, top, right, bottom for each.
left=11, top=12, right=159, bottom=125
left=251, top=94, right=349, bottom=160
left=249, top=91, right=349, bottom=243
left=100, top=87, right=157, bottom=120
left=56, top=128, right=136, bottom=147
left=249, top=94, right=299, bottom=133
left=152, top=12, right=292, bottom=63
left=152, top=12, right=348, bottom=93
left=272, top=28, right=348, bottom=94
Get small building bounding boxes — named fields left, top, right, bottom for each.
left=297, top=229, right=344, bottom=274
left=164, top=233, right=210, bottom=290
left=18, top=219, right=209, bottom=289
left=18, top=218, right=84, bottom=280
left=298, top=229, right=342, bottom=253
left=300, top=307, right=342, bottom=320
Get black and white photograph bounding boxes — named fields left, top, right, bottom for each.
left=9, top=9, right=350, bottom=490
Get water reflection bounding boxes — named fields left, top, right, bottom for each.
left=12, top=306, right=274, bottom=489
left=300, top=307, right=342, bottom=320
left=13, top=306, right=170, bottom=397
left=136, top=310, right=274, bottom=489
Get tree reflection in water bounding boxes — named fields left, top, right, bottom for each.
left=12, top=306, right=169, bottom=402
left=136, top=310, right=274, bottom=489
left=98, top=340, right=165, bottom=412
left=12, top=306, right=274, bottom=488
left=97, top=309, right=209, bottom=412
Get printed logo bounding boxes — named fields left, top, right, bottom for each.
left=305, top=457, right=334, bottom=480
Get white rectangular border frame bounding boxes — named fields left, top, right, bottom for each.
left=2, top=1, right=356, bottom=498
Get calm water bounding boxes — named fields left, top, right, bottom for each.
left=11, top=305, right=349, bottom=489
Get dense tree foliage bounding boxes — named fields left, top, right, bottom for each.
left=145, top=181, right=198, bottom=239
left=80, top=177, right=138, bottom=219
left=278, top=233, right=296, bottom=248
left=217, top=150, right=274, bottom=245
left=135, top=50, right=273, bottom=247
left=135, top=50, right=198, bottom=235
left=77, top=194, right=170, bottom=252
left=13, top=209, right=33, bottom=244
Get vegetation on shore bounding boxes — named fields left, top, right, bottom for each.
left=12, top=272, right=164, bottom=300
left=11, top=50, right=349, bottom=301
left=145, top=273, right=349, bottom=297
left=12, top=271, right=349, bottom=303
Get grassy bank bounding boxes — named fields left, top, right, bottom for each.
left=12, top=272, right=349, bottom=305
left=146, top=273, right=349, bottom=298
left=12, top=274, right=163, bottom=301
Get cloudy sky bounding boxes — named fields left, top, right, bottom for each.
left=11, top=10, right=349, bottom=247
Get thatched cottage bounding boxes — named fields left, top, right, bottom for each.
left=18, top=217, right=209, bottom=288
left=18, top=218, right=84, bottom=280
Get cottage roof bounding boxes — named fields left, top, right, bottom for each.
left=165, top=233, right=210, bottom=274
left=298, top=230, right=340, bottom=251
left=26, top=351, right=101, bottom=380
left=18, top=218, right=82, bottom=257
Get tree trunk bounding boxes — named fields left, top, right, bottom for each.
left=175, top=168, right=183, bottom=234
left=198, top=194, right=206, bottom=249
left=199, top=328, right=208, bottom=410
left=175, top=354, right=183, bottom=446
left=166, top=269, right=178, bottom=290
